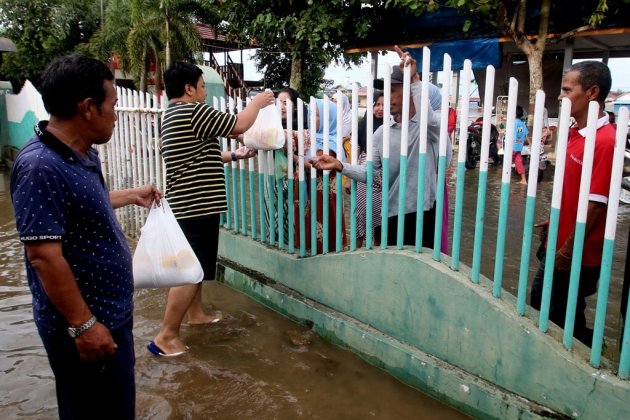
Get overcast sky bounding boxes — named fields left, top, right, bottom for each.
left=232, top=49, right=630, bottom=93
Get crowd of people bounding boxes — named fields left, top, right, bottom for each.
left=8, top=49, right=619, bottom=419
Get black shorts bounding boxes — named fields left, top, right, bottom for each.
left=176, top=214, right=220, bottom=280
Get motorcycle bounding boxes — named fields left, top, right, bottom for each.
left=465, top=119, right=502, bottom=170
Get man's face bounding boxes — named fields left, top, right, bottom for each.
left=558, top=70, right=594, bottom=121
left=92, top=80, right=117, bottom=144
left=389, top=83, right=404, bottom=115
left=191, top=75, right=207, bottom=102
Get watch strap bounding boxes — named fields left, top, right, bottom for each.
left=68, top=315, right=97, bottom=338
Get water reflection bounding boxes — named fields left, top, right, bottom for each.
left=0, top=169, right=466, bottom=419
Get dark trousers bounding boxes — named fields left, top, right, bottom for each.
left=38, top=318, right=136, bottom=420
left=530, top=251, right=599, bottom=345
left=374, top=206, right=436, bottom=248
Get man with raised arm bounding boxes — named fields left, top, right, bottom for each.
left=313, top=46, right=450, bottom=248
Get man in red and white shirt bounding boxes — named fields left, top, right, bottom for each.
left=530, top=61, right=615, bottom=346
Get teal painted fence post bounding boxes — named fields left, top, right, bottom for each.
left=492, top=78, right=517, bottom=292
left=563, top=102, right=600, bottom=350
left=414, top=50, right=430, bottom=253
left=591, top=107, right=628, bottom=366
left=310, top=97, right=318, bottom=256
left=267, top=151, right=276, bottom=246
left=471, top=66, right=496, bottom=283
left=451, top=60, right=472, bottom=270
left=432, top=53, right=451, bottom=261
left=381, top=66, right=392, bottom=250
left=335, top=90, right=344, bottom=253
left=240, top=162, right=247, bottom=235
left=539, top=98, right=571, bottom=332
left=258, top=152, right=266, bottom=242
left=286, top=101, right=295, bottom=254
left=364, top=84, right=374, bottom=250
left=249, top=159, right=257, bottom=240
left=366, top=161, right=374, bottom=249
left=381, top=158, right=390, bottom=248
left=516, top=91, right=545, bottom=304
left=397, top=64, right=412, bottom=250
left=231, top=139, right=239, bottom=233
left=432, top=155, right=446, bottom=259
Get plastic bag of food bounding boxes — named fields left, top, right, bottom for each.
left=133, top=198, right=204, bottom=288
left=243, top=99, right=285, bottom=150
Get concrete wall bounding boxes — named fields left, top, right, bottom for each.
left=218, top=231, right=630, bottom=419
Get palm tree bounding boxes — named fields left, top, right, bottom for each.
left=90, top=0, right=216, bottom=91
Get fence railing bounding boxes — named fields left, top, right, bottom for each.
left=101, top=50, right=630, bottom=379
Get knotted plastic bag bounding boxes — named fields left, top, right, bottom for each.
left=243, top=98, right=285, bottom=150
left=133, top=199, right=204, bottom=288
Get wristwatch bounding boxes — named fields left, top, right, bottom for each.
left=231, top=151, right=237, bottom=162
left=67, top=315, right=97, bottom=338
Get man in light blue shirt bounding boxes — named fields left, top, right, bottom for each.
left=313, top=48, right=450, bottom=248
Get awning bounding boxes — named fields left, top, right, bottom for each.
left=408, top=38, right=501, bottom=72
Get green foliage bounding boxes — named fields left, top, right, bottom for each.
left=219, top=0, right=374, bottom=94
left=0, top=0, right=101, bottom=89
left=89, top=0, right=219, bottom=90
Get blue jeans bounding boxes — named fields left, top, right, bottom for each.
left=37, top=318, right=135, bottom=420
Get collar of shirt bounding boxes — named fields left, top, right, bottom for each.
left=576, top=113, right=610, bottom=137
left=34, top=121, right=99, bottom=169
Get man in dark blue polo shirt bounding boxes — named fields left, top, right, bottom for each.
left=10, top=55, right=161, bottom=420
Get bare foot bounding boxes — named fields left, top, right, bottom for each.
left=187, top=310, right=223, bottom=325
left=151, top=336, right=189, bottom=356
left=519, top=180, right=528, bottom=185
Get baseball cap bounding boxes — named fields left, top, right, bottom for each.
left=373, top=65, right=405, bottom=89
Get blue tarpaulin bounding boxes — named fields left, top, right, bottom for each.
left=408, top=38, right=500, bottom=72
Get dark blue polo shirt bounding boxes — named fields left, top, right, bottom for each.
left=10, top=122, right=133, bottom=333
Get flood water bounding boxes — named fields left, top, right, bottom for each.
left=3, top=152, right=630, bottom=418
left=0, top=166, right=467, bottom=419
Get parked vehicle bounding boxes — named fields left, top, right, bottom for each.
left=465, top=119, right=501, bottom=169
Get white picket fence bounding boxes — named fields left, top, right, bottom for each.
left=98, top=87, right=166, bottom=238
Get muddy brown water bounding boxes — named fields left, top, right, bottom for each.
left=3, top=154, right=630, bottom=418
left=0, top=167, right=467, bottom=419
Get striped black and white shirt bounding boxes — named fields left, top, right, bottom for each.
left=161, top=101, right=237, bottom=219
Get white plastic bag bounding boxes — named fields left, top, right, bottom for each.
left=243, top=100, right=285, bottom=150
left=133, top=199, right=204, bottom=288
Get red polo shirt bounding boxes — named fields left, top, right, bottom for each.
left=557, top=115, right=616, bottom=267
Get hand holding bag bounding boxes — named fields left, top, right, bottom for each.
left=133, top=198, right=204, bottom=288
left=243, top=97, right=285, bottom=150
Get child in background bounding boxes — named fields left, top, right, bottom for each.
left=513, top=105, right=528, bottom=185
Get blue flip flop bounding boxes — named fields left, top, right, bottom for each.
left=147, top=340, right=187, bottom=357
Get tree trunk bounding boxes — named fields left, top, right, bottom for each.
left=165, top=18, right=171, bottom=69
left=525, top=47, right=544, bottom=123
left=289, top=53, right=302, bottom=93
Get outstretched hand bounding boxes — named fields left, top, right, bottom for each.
left=235, top=146, right=257, bottom=160
left=311, top=154, right=343, bottom=172
left=394, top=45, right=419, bottom=83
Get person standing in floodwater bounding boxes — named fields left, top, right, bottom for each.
left=530, top=61, right=615, bottom=346
left=9, top=55, right=162, bottom=419
left=149, top=61, right=274, bottom=357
